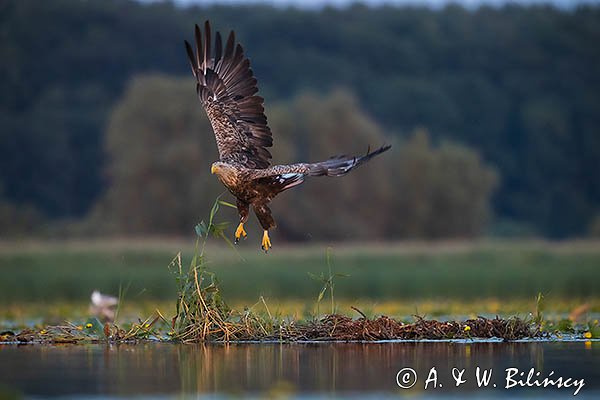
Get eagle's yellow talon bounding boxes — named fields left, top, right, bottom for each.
left=234, top=223, right=247, bottom=244
left=261, top=230, right=271, bottom=253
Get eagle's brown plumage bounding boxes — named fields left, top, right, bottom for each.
left=185, top=21, right=390, bottom=252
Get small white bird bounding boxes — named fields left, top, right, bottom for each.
left=89, top=290, right=118, bottom=322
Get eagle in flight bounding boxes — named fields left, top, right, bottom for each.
left=185, top=21, right=390, bottom=252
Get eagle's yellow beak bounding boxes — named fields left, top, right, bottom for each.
left=211, top=165, right=217, bottom=174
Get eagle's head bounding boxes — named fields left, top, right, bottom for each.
left=211, top=161, right=238, bottom=186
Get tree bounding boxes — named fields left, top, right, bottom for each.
left=268, top=89, right=393, bottom=240
left=382, top=130, right=498, bottom=238
left=93, top=75, right=225, bottom=234
left=0, top=183, right=42, bottom=237
left=2, top=1, right=599, bottom=237
left=94, top=79, right=498, bottom=240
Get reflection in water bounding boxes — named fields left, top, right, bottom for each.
left=0, top=341, right=598, bottom=397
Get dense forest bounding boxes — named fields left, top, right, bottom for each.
left=1, top=0, right=599, bottom=238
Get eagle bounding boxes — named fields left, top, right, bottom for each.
left=185, top=21, right=390, bottom=252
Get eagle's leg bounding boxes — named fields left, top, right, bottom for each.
left=235, top=200, right=249, bottom=244
left=262, top=230, right=272, bottom=253
left=235, top=224, right=247, bottom=243
left=253, top=203, right=275, bottom=253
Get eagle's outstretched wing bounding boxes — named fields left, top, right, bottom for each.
left=249, top=144, right=392, bottom=193
left=185, top=21, right=272, bottom=169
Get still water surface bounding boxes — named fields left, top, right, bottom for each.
left=0, top=341, right=598, bottom=399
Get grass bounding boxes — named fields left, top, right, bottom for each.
left=1, top=237, right=599, bottom=341
left=157, top=205, right=593, bottom=341
left=1, top=227, right=547, bottom=342
left=1, top=197, right=599, bottom=341
left=2, top=297, right=599, bottom=329
left=1, top=239, right=599, bottom=305
left=1, top=239, right=599, bottom=338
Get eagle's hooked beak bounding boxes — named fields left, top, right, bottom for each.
left=211, top=165, right=217, bottom=174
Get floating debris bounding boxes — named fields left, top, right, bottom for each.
left=0, top=314, right=544, bottom=344
left=288, top=315, right=539, bottom=341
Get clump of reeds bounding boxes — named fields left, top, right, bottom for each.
left=169, top=197, right=284, bottom=342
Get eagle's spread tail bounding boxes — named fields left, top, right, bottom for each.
left=308, top=144, right=391, bottom=177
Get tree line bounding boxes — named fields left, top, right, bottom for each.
left=1, top=0, right=598, bottom=238
left=91, top=76, right=497, bottom=239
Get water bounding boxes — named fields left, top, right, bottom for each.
left=0, top=341, right=598, bottom=399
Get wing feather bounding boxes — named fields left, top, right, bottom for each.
left=203, top=21, right=211, bottom=70
left=194, top=25, right=202, bottom=70
left=185, top=21, right=273, bottom=168
left=249, top=145, right=392, bottom=179
left=214, top=32, right=222, bottom=66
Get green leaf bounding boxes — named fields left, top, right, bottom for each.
left=317, top=286, right=327, bottom=303
left=587, top=324, right=600, bottom=338
left=557, top=319, right=574, bottom=332
left=218, top=200, right=237, bottom=209
left=83, top=317, right=104, bottom=335
left=308, top=272, right=325, bottom=282
left=209, top=198, right=220, bottom=224
left=211, top=222, right=230, bottom=237
left=195, top=221, right=208, bottom=237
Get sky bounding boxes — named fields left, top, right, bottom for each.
left=162, top=0, right=599, bottom=9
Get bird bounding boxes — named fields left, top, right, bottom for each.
left=89, top=290, right=118, bottom=322
left=185, top=21, right=390, bottom=252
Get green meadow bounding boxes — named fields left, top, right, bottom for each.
left=1, top=240, right=598, bottom=308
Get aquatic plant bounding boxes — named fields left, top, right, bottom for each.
left=2, top=198, right=586, bottom=343
left=308, top=247, right=349, bottom=318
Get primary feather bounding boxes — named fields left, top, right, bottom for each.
left=185, top=21, right=272, bottom=169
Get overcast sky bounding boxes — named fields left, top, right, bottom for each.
left=162, top=0, right=599, bottom=9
